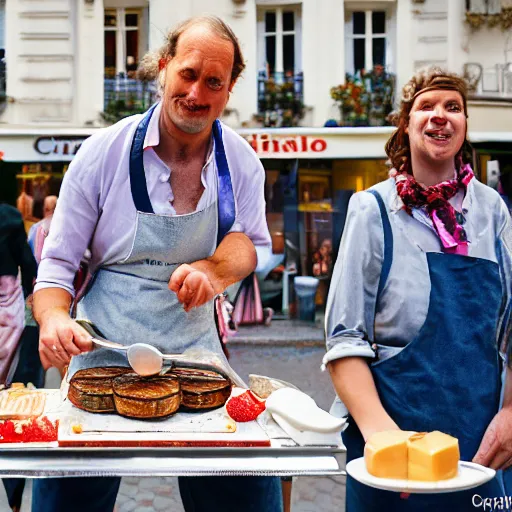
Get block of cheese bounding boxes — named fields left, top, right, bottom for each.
left=364, top=430, right=416, bottom=479
left=407, top=431, right=459, bottom=481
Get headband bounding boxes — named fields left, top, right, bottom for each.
left=411, top=85, right=468, bottom=116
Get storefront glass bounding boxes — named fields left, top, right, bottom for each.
left=1, top=162, right=67, bottom=232
left=261, top=157, right=388, bottom=311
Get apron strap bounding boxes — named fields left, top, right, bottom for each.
left=212, top=120, right=236, bottom=246
left=129, top=107, right=236, bottom=241
left=367, top=189, right=393, bottom=299
left=129, top=103, right=158, bottom=214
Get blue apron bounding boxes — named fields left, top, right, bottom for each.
left=32, top=106, right=283, bottom=512
left=342, top=190, right=507, bottom=512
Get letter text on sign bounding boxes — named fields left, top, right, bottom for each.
left=242, top=133, right=328, bottom=156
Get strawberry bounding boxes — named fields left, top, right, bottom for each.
left=225, top=389, right=266, bottom=422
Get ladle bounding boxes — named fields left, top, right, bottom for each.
left=75, top=319, right=233, bottom=380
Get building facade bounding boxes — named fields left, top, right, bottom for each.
left=0, top=0, right=511, bottom=306
left=0, top=0, right=510, bottom=130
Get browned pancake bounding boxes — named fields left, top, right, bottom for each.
left=168, top=367, right=232, bottom=410
left=112, top=374, right=181, bottom=419
left=68, top=366, right=131, bottom=413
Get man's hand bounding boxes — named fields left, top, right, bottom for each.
left=169, top=233, right=257, bottom=312
left=169, top=264, right=216, bottom=312
left=473, top=406, right=512, bottom=470
left=38, top=308, right=93, bottom=370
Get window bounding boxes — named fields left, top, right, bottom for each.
left=257, top=5, right=302, bottom=81
left=465, top=0, right=501, bottom=15
left=104, top=8, right=142, bottom=78
left=345, top=10, right=388, bottom=75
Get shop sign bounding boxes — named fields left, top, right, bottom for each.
left=243, top=133, right=328, bottom=156
left=34, top=136, right=87, bottom=158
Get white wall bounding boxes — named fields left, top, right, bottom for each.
left=447, top=0, right=511, bottom=76
left=2, top=0, right=104, bottom=126
left=466, top=28, right=512, bottom=66
left=302, top=0, right=345, bottom=126
left=73, top=0, right=104, bottom=126
left=4, top=0, right=76, bottom=125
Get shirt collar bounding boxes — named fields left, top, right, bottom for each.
left=389, top=179, right=403, bottom=213
left=143, top=102, right=162, bottom=149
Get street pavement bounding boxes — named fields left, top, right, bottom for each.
left=0, top=319, right=348, bottom=512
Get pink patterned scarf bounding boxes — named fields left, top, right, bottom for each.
left=393, top=164, right=474, bottom=254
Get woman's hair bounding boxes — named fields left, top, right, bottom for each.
left=385, top=67, right=472, bottom=173
left=137, top=15, right=245, bottom=92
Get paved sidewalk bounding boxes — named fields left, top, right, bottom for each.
left=227, top=318, right=325, bottom=346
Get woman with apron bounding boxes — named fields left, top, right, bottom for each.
left=32, top=16, right=283, bottom=512
left=324, top=68, right=512, bottom=511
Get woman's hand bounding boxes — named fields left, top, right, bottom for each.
left=473, top=406, right=512, bottom=470
left=38, top=308, right=93, bottom=370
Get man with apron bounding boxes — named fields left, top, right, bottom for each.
left=33, top=15, right=283, bottom=512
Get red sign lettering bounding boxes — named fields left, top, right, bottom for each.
left=244, top=134, right=327, bottom=155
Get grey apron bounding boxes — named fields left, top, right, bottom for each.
left=70, top=104, right=236, bottom=378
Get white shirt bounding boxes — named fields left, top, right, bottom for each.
left=35, top=103, right=271, bottom=296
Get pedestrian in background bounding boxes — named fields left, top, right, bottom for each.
left=0, top=203, right=37, bottom=512
left=1, top=196, right=57, bottom=512
left=325, top=68, right=512, bottom=511
left=27, top=195, right=57, bottom=260
left=0, top=203, right=36, bottom=383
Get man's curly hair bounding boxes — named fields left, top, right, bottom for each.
left=385, top=67, right=472, bottom=173
left=136, top=15, right=245, bottom=95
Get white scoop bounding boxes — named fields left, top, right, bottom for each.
left=126, top=343, right=164, bottom=376
left=75, top=319, right=235, bottom=381
left=76, top=319, right=164, bottom=377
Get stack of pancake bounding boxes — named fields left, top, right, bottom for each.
left=68, top=366, right=232, bottom=419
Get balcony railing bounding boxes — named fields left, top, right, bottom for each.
left=331, top=67, right=396, bottom=127
left=257, top=71, right=304, bottom=128
left=464, top=62, right=512, bottom=99
left=102, top=74, right=158, bottom=124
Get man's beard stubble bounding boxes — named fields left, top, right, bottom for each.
left=170, top=99, right=210, bottom=134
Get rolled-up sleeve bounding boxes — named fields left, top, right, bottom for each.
left=322, top=191, right=384, bottom=369
left=35, top=135, right=102, bottom=297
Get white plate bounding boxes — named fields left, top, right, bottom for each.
left=346, top=457, right=496, bottom=494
